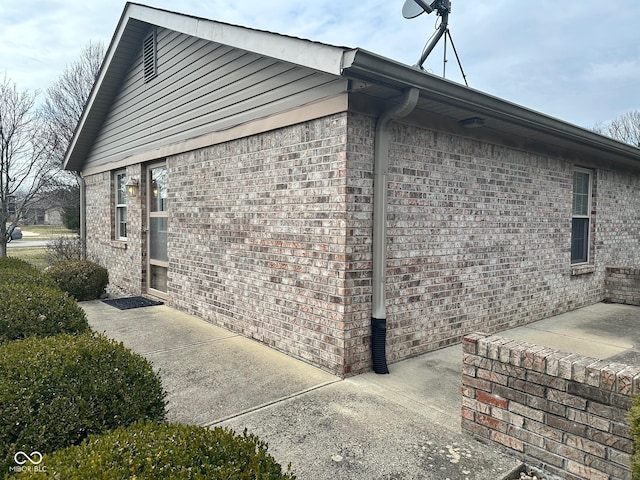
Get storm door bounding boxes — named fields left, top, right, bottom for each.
left=147, top=163, right=168, bottom=297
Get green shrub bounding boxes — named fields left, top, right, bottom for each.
left=0, top=257, right=34, bottom=271
left=0, top=257, right=58, bottom=288
left=0, top=283, right=89, bottom=344
left=0, top=333, right=167, bottom=473
left=629, top=396, right=640, bottom=478
left=13, top=421, right=295, bottom=480
left=45, top=260, right=109, bottom=300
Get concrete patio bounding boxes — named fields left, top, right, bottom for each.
left=81, top=300, right=640, bottom=479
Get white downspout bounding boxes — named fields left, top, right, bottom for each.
left=371, top=87, right=420, bottom=374
left=75, top=172, right=87, bottom=260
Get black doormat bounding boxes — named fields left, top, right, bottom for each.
left=102, top=296, right=164, bottom=310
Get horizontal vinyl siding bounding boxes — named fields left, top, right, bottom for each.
left=84, top=27, right=347, bottom=171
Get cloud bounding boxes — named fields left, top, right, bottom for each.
left=586, top=59, right=640, bottom=83
left=0, top=0, right=122, bottom=93
left=1, top=0, right=639, bottom=127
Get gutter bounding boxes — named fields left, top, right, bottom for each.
left=371, top=87, right=420, bottom=374
left=341, top=49, right=640, bottom=166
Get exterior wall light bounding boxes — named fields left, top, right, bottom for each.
left=459, top=117, right=485, bottom=128
left=126, top=177, right=139, bottom=196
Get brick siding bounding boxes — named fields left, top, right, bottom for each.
left=606, top=268, right=640, bottom=306
left=462, top=333, right=635, bottom=480
left=380, top=121, right=640, bottom=366
left=84, top=111, right=640, bottom=376
left=84, top=164, right=144, bottom=294
left=168, top=114, right=354, bottom=374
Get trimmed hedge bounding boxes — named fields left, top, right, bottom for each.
left=629, top=396, right=640, bottom=478
left=0, top=283, right=90, bottom=344
left=0, top=257, right=58, bottom=288
left=45, top=260, right=109, bottom=301
left=0, top=257, right=34, bottom=272
left=0, top=333, right=167, bottom=473
left=13, top=421, right=295, bottom=480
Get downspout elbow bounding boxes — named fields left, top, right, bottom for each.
left=371, top=87, right=419, bottom=374
left=376, top=88, right=421, bottom=135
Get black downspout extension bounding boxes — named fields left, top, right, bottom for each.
left=371, top=317, right=389, bottom=374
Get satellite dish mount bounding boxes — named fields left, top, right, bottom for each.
left=402, top=0, right=468, bottom=86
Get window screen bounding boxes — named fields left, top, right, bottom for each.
left=571, top=169, right=591, bottom=264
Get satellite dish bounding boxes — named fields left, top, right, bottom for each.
left=401, top=0, right=467, bottom=86
left=402, top=0, right=433, bottom=19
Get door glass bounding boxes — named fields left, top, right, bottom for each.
left=148, top=165, right=168, bottom=295
left=151, top=167, right=168, bottom=212
left=149, top=217, right=168, bottom=262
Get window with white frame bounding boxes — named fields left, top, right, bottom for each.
left=571, top=168, right=592, bottom=264
left=115, top=171, right=127, bottom=240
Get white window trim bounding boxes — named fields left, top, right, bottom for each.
left=115, top=170, right=127, bottom=240
left=571, top=167, right=592, bottom=265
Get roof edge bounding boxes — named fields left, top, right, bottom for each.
left=65, top=3, right=640, bottom=173
left=126, top=3, right=347, bottom=75
left=341, top=49, right=640, bottom=164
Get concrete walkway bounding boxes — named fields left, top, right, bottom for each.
left=81, top=300, right=640, bottom=479
left=489, top=302, right=640, bottom=365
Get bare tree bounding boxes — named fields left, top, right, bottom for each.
left=42, top=41, right=105, bottom=166
left=39, top=41, right=105, bottom=241
left=0, top=76, right=60, bottom=257
left=593, top=110, right=640, bottom=148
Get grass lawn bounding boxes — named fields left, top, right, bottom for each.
left=20, top=225, right=76, bottom=240
left=8, top=225, right=78, bottom=270
left=8, top=247, right=49, bottom=269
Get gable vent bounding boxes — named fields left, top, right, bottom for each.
left=143, top=30, right=157, bottom=82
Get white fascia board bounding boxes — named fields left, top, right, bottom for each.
left=127, top=3, right=348, bottom=76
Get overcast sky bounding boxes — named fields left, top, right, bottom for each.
left=1, top=0, right=639, bottom=129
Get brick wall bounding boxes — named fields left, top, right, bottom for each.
left=382, top=121, right=587, bottom=363
left=169, top=114, right=355, bottom=375
left=597, top=170, right=640, bottom=267
left=378, top=119, right=640, bottom=366
left=85, top=164, right=145, bottom=295
left=84, top=111, right=640, bottom=376
left=462, top=333, right=636, bottom=480
left=342, top=114, right=376, bottom=372
left=606, top=268, right=640, bottom=306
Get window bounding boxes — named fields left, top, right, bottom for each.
left=571, top=168, right=591, bottom=264
left=115, top=171, right=127, bottom=240
left=143, top=29, right=157, bottom=82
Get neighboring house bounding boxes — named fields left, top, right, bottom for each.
left=18, top=193, right=64, bottom=226
left=22, top=204, right=63, bottom=226
left=64, top=3, right=640, bottom=376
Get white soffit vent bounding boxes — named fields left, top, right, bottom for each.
left=143, top=29, right=157, bottom=82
